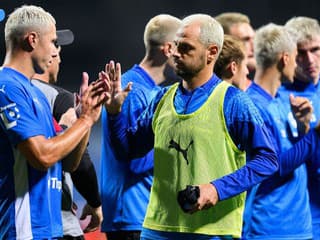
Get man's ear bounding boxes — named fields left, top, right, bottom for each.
left=221, top=62, right=236, bottom=79
left=230, top=61, right=238, bottom=75
left=282, top=52, right=289, bottom=66
left=163, top=42, right=174, bottom=57
left=207, top=44, right=219, bottom=63
left=277, top=52, right=288, bottom=72
left=22, top=32, right=37, bottom=51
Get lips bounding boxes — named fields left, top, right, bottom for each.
left=305, top=66, right=318, bottom=74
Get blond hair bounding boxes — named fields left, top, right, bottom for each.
left=5, top=5, right=55, bottom=50
left=285, top=16, right=320, bottom=43
left=255, top=23, right=296, bottom=70
left=215, top=12, right=250, bottom=34
left=143, top=14, right=181, bottom=51
left=182, top=14, right=224, bottom=54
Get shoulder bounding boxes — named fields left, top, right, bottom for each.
left=224, top=87, right=264, bottom=125
left=54, top=87, right=74, bottom=109
left=147, top=86, right=171, bottom=110
left=157, top=85, right=172, bottom=99
left=122, top=65, right=154, bottom=88
left=122, top=68, right=144, bottom=93
left=51, top=84, right=72, bottom=96
left=225, top=86, right=254, bottom=108
left=0, top=70, right=25, bottom=90
left=123, top=67, right=161, bottom=102
left=54, top=86, right=74, bottom=105
left=122, top=66, right=142, bottom=84
left=0, top=78, right=30, bottom=102
left=32, top=79, right=59, bottom=97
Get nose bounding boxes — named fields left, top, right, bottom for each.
left=172, top=48, right=181, bottom=59
left=247, top=39, right=254, bottom=56
left=305, top=51, right=314, bottom=63
left=245, top=65, right=249, bottom=75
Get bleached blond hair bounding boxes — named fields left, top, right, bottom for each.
left=254, top=23, right=296, bottom=69
left=285, top=16, right=320, bottom=43
left=5, top=5, right=56, bottom=50
left=182, top=14, right=224, bottom=54
left=143, top=14, right=181, bottom=51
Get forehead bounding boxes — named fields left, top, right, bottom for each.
left=298, top=35, right=320, bottom=50
left=175, top=22, right=201, bottom=42
left=229, top=22, right=254, bottom=38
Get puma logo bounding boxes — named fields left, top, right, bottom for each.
left=169, top=139, right=193, bottom=165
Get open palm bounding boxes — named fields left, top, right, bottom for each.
left=102, top=60, right=132, bottom=114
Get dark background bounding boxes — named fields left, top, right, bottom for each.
left=0, top=0, right=319, bottom=209
left=1, top=0, right=320, bottom=90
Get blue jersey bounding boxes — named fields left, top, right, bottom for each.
left=101, top=65, right=160, bottom=232
left=0, top=67, right=62, bottom=239
left=279, top=79, right=320, bottom=238
left=244, top=82, right=312, bottom=239
left=109, top=75, right=278, bottom=239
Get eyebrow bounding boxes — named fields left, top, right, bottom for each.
left=240, top=36, right=253, bottom=41
left=298, top=46, right=320, bottom=53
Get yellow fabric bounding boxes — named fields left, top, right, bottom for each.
left=144, top=81, right=246, bottom=237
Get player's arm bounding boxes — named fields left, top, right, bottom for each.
left=19, top=73, right=108, bottom=171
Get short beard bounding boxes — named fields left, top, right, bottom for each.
left=176, top=69, right=196, bottom=80
left=176, top=60, right=205, bottom=80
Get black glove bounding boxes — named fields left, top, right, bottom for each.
left=177, top=185, right=200, bottom=213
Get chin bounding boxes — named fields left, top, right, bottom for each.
left=247, top=60, right=256, bottom=71
left=287, top=77, right=295, bottom=83
left=310, top=73, right=320, bottom=81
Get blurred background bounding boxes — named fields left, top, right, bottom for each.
left=0, top=0, right=319, bottom=215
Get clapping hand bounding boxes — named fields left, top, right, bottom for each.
left=77, top=72, right=109, bottom=126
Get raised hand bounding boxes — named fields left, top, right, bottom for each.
left=102, top=60, right=132, bottom=115
left=289, top=94, right=313, bottom=134
left=78, top=72, right=109, bottom=126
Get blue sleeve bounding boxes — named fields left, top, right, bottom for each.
left=0, top=83, right=45, bottom=146
left=212, top=88, right=278, bottom=201
left=109, top=87, right=168, bottom=161
left=124, top=86, right=155, bottom=173
left=128, top=150, right=154, bottom=174
left=279, top=128, right=320, bottom=176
